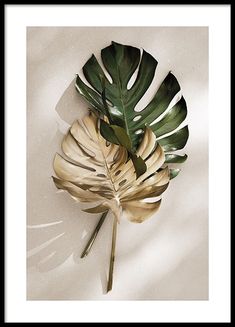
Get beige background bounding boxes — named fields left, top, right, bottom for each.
left=27, top=26, right=208, bottom=300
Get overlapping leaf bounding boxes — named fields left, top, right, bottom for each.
left=53, top=113, right=170, bottom=223
left=75, top=41, right=189, bottom=178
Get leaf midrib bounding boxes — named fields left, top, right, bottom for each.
left=98, top=136, right=119, bottom=198
left=114, top=63, right=133, bottom=150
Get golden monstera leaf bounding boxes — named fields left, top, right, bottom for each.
left=53, top=113, right=170, bottom=223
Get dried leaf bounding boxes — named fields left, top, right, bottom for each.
left=53, top=113, right=170, bottom=223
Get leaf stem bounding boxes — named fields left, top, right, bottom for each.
left=80, top=211, right=108, bottom=258
left=107, top=216, right=118, bottom=293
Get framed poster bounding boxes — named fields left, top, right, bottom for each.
left=5, top=4, right=231, bottom=323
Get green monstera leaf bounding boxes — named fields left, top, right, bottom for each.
left=75, top=41, right=189, bottom=178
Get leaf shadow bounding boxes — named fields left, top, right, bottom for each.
left=28, top=207, right=92, bottom=272
left=54, top=77, right=89, bottom=126
left=27, top=79, right=110, bottom=292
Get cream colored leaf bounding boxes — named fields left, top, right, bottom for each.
left=53, top=113, right=170, bottom=223
left=122, top=199, right=162, bottom=223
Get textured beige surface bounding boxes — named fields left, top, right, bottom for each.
left=27, top=26, right=208, bottom=300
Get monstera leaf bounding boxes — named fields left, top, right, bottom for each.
left=53, top=113, right=170, bottom=292
left=53, top=113, right=169, bottom=223
left=75, top=41, right=189, bottom=178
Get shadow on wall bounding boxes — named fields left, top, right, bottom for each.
left=53, top=78, right=89, bottom=126
left=27, top=79, right=113, bottom=293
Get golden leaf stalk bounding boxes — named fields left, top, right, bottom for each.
left=107, top=216, right=118, bottom=293
left=80, top=210, right=108, bottom=258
